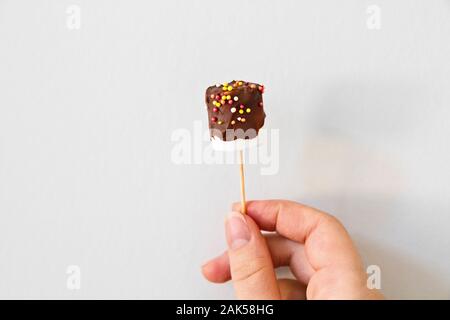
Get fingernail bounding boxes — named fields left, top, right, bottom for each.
left=201, top=261, right=209, bottom=273
left=225, top=211, right=250, bottom=250
left=201, top=258, right=213, bottom=269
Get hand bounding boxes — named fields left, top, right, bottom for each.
left=202, top=200, right=384, bottom=300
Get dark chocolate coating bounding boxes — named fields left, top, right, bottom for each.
left=205, top=80, right=266, bottom=141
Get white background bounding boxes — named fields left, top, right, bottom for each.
left=0, top=0, right=449, bottom=299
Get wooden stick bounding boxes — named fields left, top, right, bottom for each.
left=239, top=149, right=247, bottom=214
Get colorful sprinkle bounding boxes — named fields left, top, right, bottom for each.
left=238, top=81, right=243, bottom=86
left=231, top=120, right=236, bottom=125
left=237, top=117, right=241, bottom=121
left=239, top=109, right=244, bottom=114
left=228, top=100, right=233, bottom=105
left=217, top=120, right=223, bottom=125
left=246, top=108, right=251, bottom=113
left=258, top=85, right=264, bottom=93
left=211, top=116, right=218, bottom=123
left=227, top=86, right=233, bottom=91
left=250, top=84, right=256, bottom=89
left=241, top=117, right=246, bottom=122
left=226, top=95, right=231, bottom=100
left=230, top=107, right=236, bottom=113
left=240, top=104, right=244, bottom=109
left=213, top=107, right=219, bottom=112
left=233, top=96, right=239, bottom=101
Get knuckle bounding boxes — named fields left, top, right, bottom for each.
left=320, top=212, right=343, bottom=228
left=231, top=256, right=271, bottom=283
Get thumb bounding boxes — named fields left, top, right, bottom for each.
left=225, top=211, right=281, bottom=300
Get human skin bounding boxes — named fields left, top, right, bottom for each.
left=201, top=200, right=384, bottom=300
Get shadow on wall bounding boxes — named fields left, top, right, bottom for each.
left=298, top=193, right=450, bottom=299
left=356, top=236, right=450, bottom=300
left=293, top=79, right=450, bottom=299
left=296, top=78, right=431, bottom=203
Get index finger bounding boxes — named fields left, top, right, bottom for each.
left=232, top=200, right=363, bottom=271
